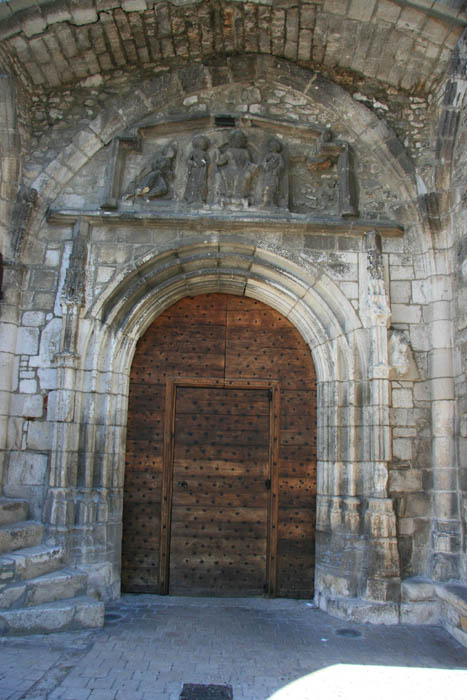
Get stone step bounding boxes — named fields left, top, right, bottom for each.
left=0, top=596, right=105, bottom=635
left=0, top=521, right=43, bottom=555
left=0, top=568, right=88, bottom=610
left=0, top=498, right=29, bottom=526
left=0, top=544, right=65, bottom=584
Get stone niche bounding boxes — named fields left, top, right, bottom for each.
left=56, top=114, right=359, bottom=220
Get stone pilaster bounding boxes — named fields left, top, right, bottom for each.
left=361, top=230, right=401, bottom=605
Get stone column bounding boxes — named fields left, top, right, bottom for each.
left=45, top=219, right=89, bottom=540
left=360, top=231, right=400, bottom=612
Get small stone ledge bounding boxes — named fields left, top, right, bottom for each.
left=47, top=207, right=404, bottom=237
left=316, top=591, right=400, bottom=625
left=401, top=577, right=467, bottom=648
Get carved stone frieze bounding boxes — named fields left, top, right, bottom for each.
left=99, top=116, right=359, bottom=219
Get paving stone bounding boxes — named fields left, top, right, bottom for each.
left=2, top=597, right=465, bottom=700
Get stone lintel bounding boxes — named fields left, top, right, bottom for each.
left=47, top=208, right=404, bottom=237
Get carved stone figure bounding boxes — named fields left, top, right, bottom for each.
left=124, top=143, right=177, bottom=201
left=184, top=135, right=210, bottom=204
left=215, top=129, right=258, bottom=205
left=257, top=137, right=285, bottom=208
left=389, top=329, right=419, bottom=380
left=364, top=230, right=390, bottom=327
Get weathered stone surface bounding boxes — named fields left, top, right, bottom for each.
left=0, top=596, right=104, bottom=635
left=0, top=568, right=87, bottom=609
left=0, top=521, right=43, bottom=555
left=0, top=544, right=65, bottom=581
left=0, top=498, right=28, bottom=526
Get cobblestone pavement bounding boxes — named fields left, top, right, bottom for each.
left=0, top=596, right=466, bottom=700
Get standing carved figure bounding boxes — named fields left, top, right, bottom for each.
left=124, top=143, right=177, bottom=201
left=257, top=137, right=285, bottom=208
left=215, top=129, right=258, bottom=205
left=184, top=135, right=210, bottom=204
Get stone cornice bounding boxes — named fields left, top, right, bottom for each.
left=47, top=207, right=404, bottom=237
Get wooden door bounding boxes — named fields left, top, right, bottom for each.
left=159, top=381, right=279, bottom=596
left=122, top=294, right=317, bottom=597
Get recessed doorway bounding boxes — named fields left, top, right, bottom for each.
left=122, top=294, right=317, bottom=597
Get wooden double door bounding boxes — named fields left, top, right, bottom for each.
left=122, top=294, right=317, bottom=597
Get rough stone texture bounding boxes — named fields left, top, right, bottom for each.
left=1, top=596, right=466, bottom=700
left=0, top=595, right=105, bottom=635
left=0, top=0, right=466, bottom=642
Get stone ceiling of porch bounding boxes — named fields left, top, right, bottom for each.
left=0, top=0, right=465, bottom=96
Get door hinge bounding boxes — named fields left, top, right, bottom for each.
left=265, top=479, right=271, bottom=490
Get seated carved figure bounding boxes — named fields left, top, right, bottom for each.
left=124, top=144, right=177, bottom=201
left=215, top=129, right=258, bottom=204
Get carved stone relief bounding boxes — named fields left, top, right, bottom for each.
left=123, top=143, right=177, bottom=202
left=388, top=329, right=419, bottom=380
left=101, top=119, right=359, bottom=218
left=184, top=135, right=210, bottom=204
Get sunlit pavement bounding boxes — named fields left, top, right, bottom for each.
left=1, top=596, right=466, bottom=700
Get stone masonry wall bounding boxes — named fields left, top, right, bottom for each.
left=1, top=65, right=435, bottom=585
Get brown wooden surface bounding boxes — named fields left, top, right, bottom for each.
left=122, top=293, right=317, bottom=597
left=169, top=385, right=270, bottom=596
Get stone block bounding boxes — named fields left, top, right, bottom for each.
left=389, top=469, right=422, bottom=493
left=401, top=577, right=436, bottom=602
left=19, top=378, right=37, bottom=394
left=10, top=394, right=44, bottom=418
left=22, top=311, right=45, bottom=327
left=23, top=568, right=87, bottom=607
left=6, top=451, right=48, bottom=486
left=22, top=10, right=47, bottom=38
left=0, top=583, right=26, bottom=609
left=391, top=303, right=421, bottom=324
left=0, top=498, right=29, bottom=526
left=122, top=0, right=148, bottom=10
left=348, top=0, right=376, bottom=22
left=397, top=493, right=430, bottom=518
left=392, top=387, right=413, bottom=408
left=16, top=326, right=40, bottom=355
left=0, top=521, right=43, bottom=555
left=26, top=420, right=51, bottom=451
left=392, top=438, right=412, bottom=461
left=432, top=400, right=454, bottom=436
left=0, top=544, right=64, bottom=581
left=0, top=323, right=18, bottom=353
left=400, top=601, right=440, bottom=624
left=70, top=3, right=98, bottom=26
